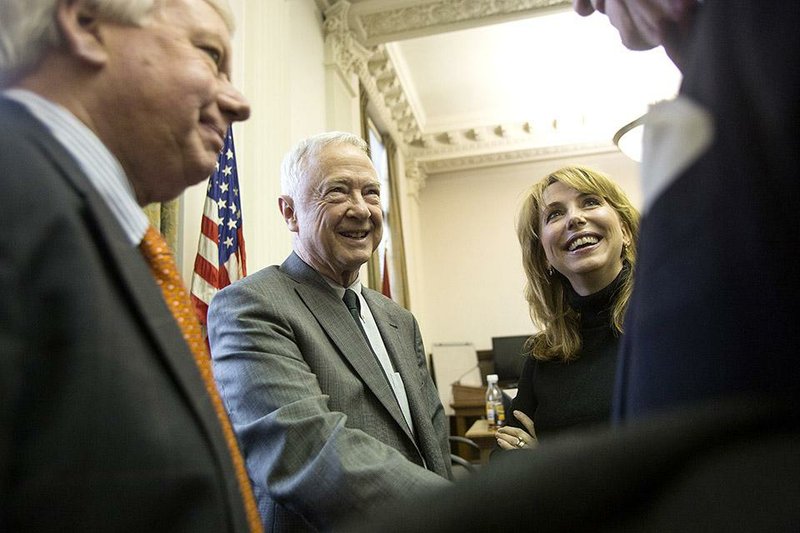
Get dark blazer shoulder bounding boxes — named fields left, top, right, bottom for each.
left=1, top=99, right=88, bottom=207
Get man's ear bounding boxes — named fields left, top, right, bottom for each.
left=278, top=195, right=298, bottom=232
left=56, top=0, right=108, bottom=66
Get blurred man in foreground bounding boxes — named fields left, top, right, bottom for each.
left=0, top=1, right=257, bottom=531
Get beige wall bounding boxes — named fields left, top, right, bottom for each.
left=415, top=152, right=641, bottom=351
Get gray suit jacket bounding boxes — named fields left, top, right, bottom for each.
left=208, top=252, right=452, bottom=532
left=0, top=97, right=251, bottom=531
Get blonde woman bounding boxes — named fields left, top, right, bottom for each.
left=496, top=166, right=639, bottom=450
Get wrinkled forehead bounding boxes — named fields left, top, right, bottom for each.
left=310, top=144, right=377, bottom=183
left=319, top=142, right=374, bottom=170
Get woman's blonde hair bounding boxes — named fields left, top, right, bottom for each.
left=516, top=165, right=640, bottom=362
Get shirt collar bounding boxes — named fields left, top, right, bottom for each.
left=325, top=277, right=363, bottom=300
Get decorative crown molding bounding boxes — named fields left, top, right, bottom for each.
left=321, top=0, right=613, bottom=188
left=324, top=3, right=426, bottom=150
left=323, top=2, right=370, bottom=78
left=416, top=142, right=616, bottom=175
left=364, top=46, right=425, bottom=146
left=348, top=0, right=570, bottom=46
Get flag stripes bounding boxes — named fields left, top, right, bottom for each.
left=190, top=127, right=247, bottom=330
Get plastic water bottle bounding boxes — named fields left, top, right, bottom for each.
left=485, top=374, right=505, bottom=428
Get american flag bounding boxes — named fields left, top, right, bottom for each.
left=190, top=127, right=247, bottom=329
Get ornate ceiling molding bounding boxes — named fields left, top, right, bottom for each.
left=321, top=0, right=614, bottom=186
left=324, top=3, right=425, bottom=149
left=416, top=142, right=616, bottom=175
left=364, top=46, right=425, bottom=146
left=340, top=0, right=570, bottom=47
left=323, top=2, right=370, bottom=80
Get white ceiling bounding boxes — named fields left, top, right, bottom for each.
left=390, top=10, right=680, bottom=136
left=318, top=0, right=682, bottom=170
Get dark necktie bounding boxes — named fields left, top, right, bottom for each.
left=343, top=288, right=369, bottom=341
left=343, top=289, right=414, bottom=434
left=343, top=289, right=391, bottom=374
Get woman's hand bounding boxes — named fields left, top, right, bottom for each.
left=495, top=410, right=537, bottom=450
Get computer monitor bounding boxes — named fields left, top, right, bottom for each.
left=491, top=335, right=531, bottom=387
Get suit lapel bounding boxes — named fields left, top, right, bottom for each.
left=85, top=188, right=233, bottom=474
left=16, top=101, right=237, bottom=481
left=365, top=291, right=444, bottom=469
left=282, top=254, right=411, bottom=438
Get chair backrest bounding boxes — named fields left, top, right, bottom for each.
left=448, top=436, right=480, bottom=480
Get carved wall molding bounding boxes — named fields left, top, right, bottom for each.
left=323, top=2, right=370, bottom=79
left=405, top=159, right=428, bottom=200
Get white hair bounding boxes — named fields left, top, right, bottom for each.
left=0, top=0, right=234, bottom=87
left=280, top=131, right=370, bottom=198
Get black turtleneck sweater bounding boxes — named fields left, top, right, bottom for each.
left=505, top=269, right=626, bottom=440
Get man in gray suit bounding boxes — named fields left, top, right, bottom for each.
left=208, top=131, right=452, bottom=532
left=1, top=1, right=255, bottom=531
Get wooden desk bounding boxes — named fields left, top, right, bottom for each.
left=465, top=419, right=497, bottom=464
left=451, top=400, right=484, bottom=436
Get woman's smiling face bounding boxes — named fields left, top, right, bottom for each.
left=539, top=180, right=630, bottom=295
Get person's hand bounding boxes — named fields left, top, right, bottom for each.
left=495, top=410, right=537, bottom=451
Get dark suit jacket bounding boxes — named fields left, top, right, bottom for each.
left=0, top=97, right=251, bottom=531
left=207, top=253, right=452, bottom=532
left=615, top=0, right=800, bottom=419
left=345, top=398, right=800, bottom=532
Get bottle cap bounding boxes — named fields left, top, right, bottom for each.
left=487, top=374, right=498, bottom=383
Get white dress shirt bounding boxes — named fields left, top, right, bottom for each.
left=328, top=279, right=416, bottom=435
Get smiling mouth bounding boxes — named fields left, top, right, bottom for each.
left=202, top=122, right=226, bottom=150
left=566, top=235, right=600, bottom=252
left=340, top=230, right=368, bottom=239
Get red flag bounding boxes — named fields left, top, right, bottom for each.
left=190, top=128, right=247, bottom=331
left=381, top=254, right=392, bottom=299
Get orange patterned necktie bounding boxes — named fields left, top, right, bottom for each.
left=139, top=226, right=262, bottom=533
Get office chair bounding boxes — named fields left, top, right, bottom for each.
left=449, top=436, right=480, bottom=479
